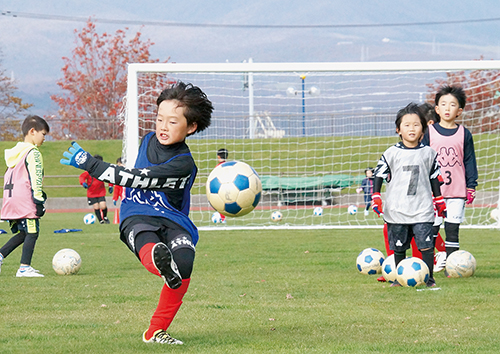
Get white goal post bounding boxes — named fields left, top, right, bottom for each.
left=123, top=60, right=500, bottom=229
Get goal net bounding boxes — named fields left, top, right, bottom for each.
left=122, top=60, right=500, bottom=229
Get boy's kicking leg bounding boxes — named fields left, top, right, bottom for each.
left=135, top=230, right=194, bottom=344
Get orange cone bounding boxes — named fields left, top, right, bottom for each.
left=113, top=209, right=120, bottom=224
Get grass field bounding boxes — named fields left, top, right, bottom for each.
left=1, top=212, right=499, bottom=353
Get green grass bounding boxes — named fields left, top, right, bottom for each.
left=1, top=212, right=499, bottom=353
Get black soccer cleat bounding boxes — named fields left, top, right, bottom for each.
left=152, top=242, right=182, bottom=289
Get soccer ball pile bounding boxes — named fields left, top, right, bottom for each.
left=356, top=248, right=384, bottom=275
left=271, top=211, right=283, bottom=222
left=83, top=213, right=96, bottom=224
left=52, top=248, right=82, bottom=275
left=396, top=257, right=429, bottom=287
left=206, top=161, right=262, bottom=217
left=347, top=205, right=357, bottom=215
left=445, top=250, right=476, bottom=278
left=313, top=207, right=323, bottom=216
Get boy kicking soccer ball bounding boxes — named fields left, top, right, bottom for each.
left=61, top=82, right=213, bottom=344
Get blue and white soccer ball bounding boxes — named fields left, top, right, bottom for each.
left=356, top=248, right=385, bottom=275
left=313, top=207, right=323, bottom=216
left=381, top=254, right=397, bottom=283
left=206, top=161, right=262, bottom=217
left=396, top=257, right=429, bottom=287
left=211, top=212, right=225, bottom=224
left=83, top=213, right=96, bottom=225
left=347, top=205, right=358, bottom=215
left=271, top=211, right=283, bottom=222
left=445, top=250, right=476, bottom=278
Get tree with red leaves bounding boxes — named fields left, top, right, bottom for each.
left=426, top=59, right=500, bottom=133
left=51, top=19, right=167, bottom=140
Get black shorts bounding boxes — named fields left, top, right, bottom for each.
left=9, top=218, right=40, bottom=234
left=88, top=196, right=106, bottom=206
left=387, top=222, right=434, bottom=253
left=120, top=215, right=195, bottom=257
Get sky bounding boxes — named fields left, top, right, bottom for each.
left=1, top=0, right=500, bottom=116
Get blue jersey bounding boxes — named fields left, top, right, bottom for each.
left=119, top=133, right=199, bottom=245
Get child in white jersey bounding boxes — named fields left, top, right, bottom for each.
left=421, top=85, right=478, bottom=274
left=372, top=103, right=446, bottom=287
left=0, top=115, right=50, bottom=277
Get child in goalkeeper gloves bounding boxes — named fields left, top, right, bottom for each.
left=372, top=102, right=446, bottom=287
left=60, top=82, right=213, bottom=344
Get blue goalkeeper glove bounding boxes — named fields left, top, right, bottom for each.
left=60, top=142, right=91, bottom=169
left=82, top=182, right=88, bottom=189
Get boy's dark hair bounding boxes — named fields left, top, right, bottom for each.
left=435, top=85, right=467, bottom=109
left=157, top=81, right=213, bottom=135
left=395, top=102, right=428, bottom=135
left=94, top=154, right=103, bottom=161
left=116, top=157, right=122, bottom=164
left=418, top=102, right=440, bottom=124
left=217, top=148, right=228, bottom=160
left=22, top=115, right=50, bottom=137
left=365, top=167, right=374, bottom=174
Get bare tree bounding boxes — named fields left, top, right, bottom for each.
left=0, top=50, right=34, bottom=140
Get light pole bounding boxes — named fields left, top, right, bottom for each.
left=287, top=75, right=320, bottom=136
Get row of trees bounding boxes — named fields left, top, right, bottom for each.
left=0, top=19, right=167, bottom=141
left=1, top=21, right=500, bottom=141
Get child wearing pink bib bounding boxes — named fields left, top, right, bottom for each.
left=0, top=115, right=50, bottom=277
left=421, top=85, right=478, bottom=274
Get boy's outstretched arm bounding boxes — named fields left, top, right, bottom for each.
left=61, top=141, right=192, bottom=189
left=61, top=142, right=90, bottom=169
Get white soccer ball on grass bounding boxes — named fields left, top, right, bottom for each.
left=381, top=254, right=397, bottom=283
left=313, top=207, right=323, bottom=216
left=356, top=248, right=385, bottom=275
left=271, top=211, right=283, bottom=222
left=83, top=213, right=96, bottom=224
left=490, top=208, right=499, bottom=222
left=445, top=250, right=476, bottom=278
left=211, top=212, right=224, bottom=224
left=52, top=248, right=82, bottom=275
left=396, top=257, right=429, bottom=287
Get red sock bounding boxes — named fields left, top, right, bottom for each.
left=435, top=233, right=446, bottom=252
left=383, top=223, right=393, bottom=256
left=411, top=238, right=422, bottom=259
left=138, top=243, right=160, bottom=277
left=146, top=278, right=190, bottom=339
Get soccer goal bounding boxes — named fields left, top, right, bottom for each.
left=122, top=60, right=500, bottom=230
